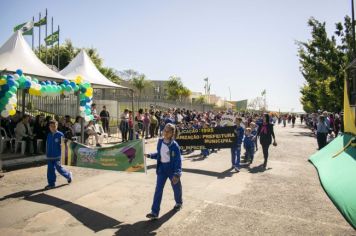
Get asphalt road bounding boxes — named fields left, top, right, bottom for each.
left=0, top=123, right=354, bottom=235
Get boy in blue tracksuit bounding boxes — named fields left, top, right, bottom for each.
left=243, top=128, right=255, bottom=164
left=45, top=120, right=72, bottom=189
left=231, top=117, right=244, bottom=172
left=146, top=123, right=183, bottom=220
left=250, top=122, right=258, bottom=151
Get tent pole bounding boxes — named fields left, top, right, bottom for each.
left=131, top=89, right=135, bottom=140
left=22, top=89, right=26, bottom=116
left=76, top=91, right=84, bottom=144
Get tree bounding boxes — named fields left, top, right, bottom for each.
left=131, top=74, right=151, bottom=108
left=166, top=76, right=191, bottom=102
left=180, top=87, right=192, bottom=102
left=117, top=69, right=141, bottom=81
left=297, top=16, right=352, bottom=112
left=247, top=97, right=264, bottom=111
left=35, top=40, right=122, bottom=84
left=194, top=95, right=206, bottom=104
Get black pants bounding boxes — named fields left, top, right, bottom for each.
left=101, top=118, right=109, bottom=133
left=261, top=143, right=270, bottom=165
left=150, top=124, right=157, bottom=138
left=317, top=132, right=327, bottom=150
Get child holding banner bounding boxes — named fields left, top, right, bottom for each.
left=231, top=117, right=244, bottom=172
left=146, top=123, right=183, bottom=220
left=45, top=120, right=72, bottom=190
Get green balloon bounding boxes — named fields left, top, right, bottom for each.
left=9, top=86, right=17, bottom=93
left=5, top=91, right=14, bottom=98
left=14, top=81, right=19, bottom=88
left=74, top=85, right=79, bottom=92
left=83, top=82, right=90, bottom=88
left=85, top=109, right=91, bottom=115
left=0, top=97, right=9, bottom=105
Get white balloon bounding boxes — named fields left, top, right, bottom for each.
left=9, top=97, right=17, bottom=104
left=5, top=104, right=13, bottom=110
left=1, top=110, right=9, bottom=118
left=80, top=111, right=86, bottom=117
left=35, top=84, right=41, bottom=90
left=84, top=116, right=90, bottom=122
left=79, top=106, right=85, bottom=111
left=13, top=74, right=20, bottom=80
left=26, top=76, right=32, bottom=80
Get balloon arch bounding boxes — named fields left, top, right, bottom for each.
left=0, top=69, right=94, bottom=121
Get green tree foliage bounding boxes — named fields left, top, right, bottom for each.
left=35, top=40, right=121, bottom=84
left=130, top=74, right=152, bottom=107
left=166, top=76, right=191, bottom=101
left=297, top=16, right=353, bottom=112
left=194, top=95, right=206, bottom=104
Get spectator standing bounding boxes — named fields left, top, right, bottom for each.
left=100, top=106, right=110, bottom=134
left=258, top=113, right=277, bottom=169
left=119, top=109, right=129, bottom=142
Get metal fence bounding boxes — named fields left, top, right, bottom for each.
left=15, top=88, right=214, bottom=121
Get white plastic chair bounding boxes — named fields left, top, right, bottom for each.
left=95, top=124, right=108, bottom=143
left=0, top=127, right=14, bottom=153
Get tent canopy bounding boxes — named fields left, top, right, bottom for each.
left=60, top=50, right=127, bottom=89
left=0, top=31, right=66, bottom=80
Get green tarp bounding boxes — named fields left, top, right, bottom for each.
left=309, top=134, right=356, bottom=229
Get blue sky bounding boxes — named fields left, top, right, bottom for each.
left=0, top=0, right=351, bottom=112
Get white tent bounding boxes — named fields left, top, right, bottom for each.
left=60, top=50, right=127, bottom=89
left=0, top=31, right=66, bottom=80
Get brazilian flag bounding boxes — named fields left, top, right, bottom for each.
left=45, top=30, right=59, bottom=46
left=34, top=17, right=47, bottom=27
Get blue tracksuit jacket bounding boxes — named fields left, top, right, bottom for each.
left=46, top=131, right=64, bottom=158
left=149, top=138, right=182, bottom=177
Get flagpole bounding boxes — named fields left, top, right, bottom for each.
left=51, top=17, right=54, bottom=66
left=38, top=12, right=41, bottom=58
left=45, top=8, right=48, bottom=64
left=32, top=16, right=34, bottom=50
left=57, top=25, right=60, bottom=70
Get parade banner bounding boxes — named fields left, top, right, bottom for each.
left=176, top=126, right=236, bottom=150
left=61, top=139, right=146, bottom=173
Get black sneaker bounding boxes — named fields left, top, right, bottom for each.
left=146, top=212, right=158, bottom=220
left=173, top=204, right=183, bottom=211
left=44, top=185, right=55, bottom=190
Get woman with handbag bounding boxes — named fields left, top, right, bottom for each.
left=257, top=113, right=277, bottom=169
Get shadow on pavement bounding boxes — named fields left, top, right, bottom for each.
left=0, top=184, right=67, bottom=201
left=183, top=167, right=237, bottom=179
left=248, top=164, right=272, bottom=173
left=147, top=164, right=237, bottom=179
left=292, top=131, right=315, bottom=137
left=114, top=209, right=177, bottom=236
left=25, top=193, right=121, bottom=232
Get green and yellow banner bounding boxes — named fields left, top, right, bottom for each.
left=61, top=139, right=146, bottom=173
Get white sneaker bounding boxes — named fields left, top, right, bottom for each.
left=68, top=172, right=73, bottom=184
left=234, top=167, right=240, bottom=172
